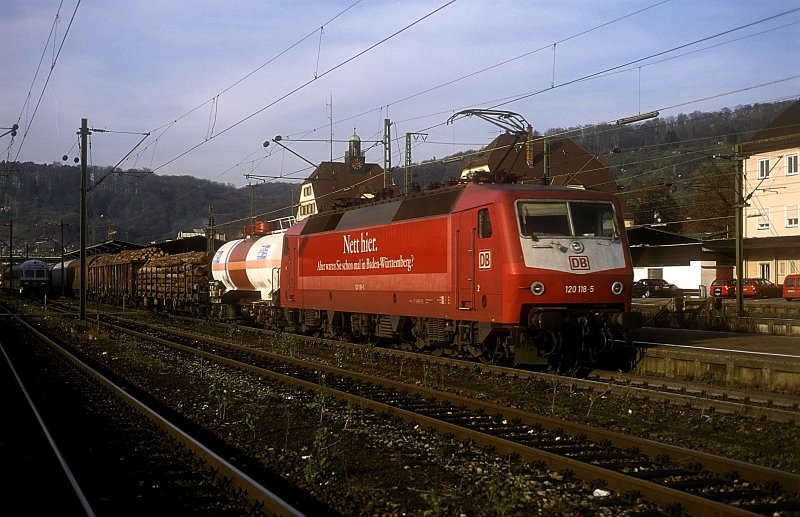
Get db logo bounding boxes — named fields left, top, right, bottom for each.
left=569, top=256, right=590, bottom=270
left=478, top=250, right=491, bottom=269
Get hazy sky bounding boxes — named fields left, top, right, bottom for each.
left=3, top=0, right=799, bottom=188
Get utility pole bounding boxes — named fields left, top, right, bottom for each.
left=206, top=205, right=214, bottom=253
left=383, top=119, right=392, bottom=189
left=405, top=133, right=412, bottom=195
left=404, top=132, right=427, bottom=194
left=542, top=137, right=551, bottom=185
left=7, top=219, right=12, bottom=278
left=60, top=220, right=66, bottom=298
left=249, top=182, right=255, bottom=226
left=734, top=143, right=747, bottom=316
left=327, top=95, right=333, bottom=161
left=79, top=118, right=90, bottom=321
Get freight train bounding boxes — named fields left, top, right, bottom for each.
left=45, top=181, right=641, bottom=370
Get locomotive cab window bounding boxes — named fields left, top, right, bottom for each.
left=478, top=208, right=492, bottom=238
left=517, top=200, right=617, bottom=239
left=571, top=202, right=617, bottom=238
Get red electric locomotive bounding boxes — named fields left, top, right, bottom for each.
left=279, top=182, right=641, bottom=369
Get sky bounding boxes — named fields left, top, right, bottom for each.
left=2, top=0, right=799, bottom=188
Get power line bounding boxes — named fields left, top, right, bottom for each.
left=491, top=6, right=800, bottom=110
left=12, top=0, right=82, bottom=161
left=146, top=1, right=365, bottom=138
left=288, top=0, right=674, bottom=143
left=151, top=0, right=458, bottom=173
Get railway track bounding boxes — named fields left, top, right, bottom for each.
left=587, top=370, right=800, bottom=424
left=93, top=313, right=800, bottom=516
left=45, top=299, right=800, bottom=425
left=0, top=302, right=314, bottom=516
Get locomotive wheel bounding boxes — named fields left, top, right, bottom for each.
left=555, top=345, right=581, bottom=373
left=479, top=354, right=498, bottom=365
left=477, top=340, right=505, bottom=365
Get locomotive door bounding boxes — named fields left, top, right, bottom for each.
left=455, top=211, right=476, bottom=311
left=283, top=236, right=297, bottom=303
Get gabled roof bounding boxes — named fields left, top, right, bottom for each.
left=742, top=100, right=800, bottom=155
left=462, top=133, right=618, bottom=194
left=304, top=161, right=387, bottom=212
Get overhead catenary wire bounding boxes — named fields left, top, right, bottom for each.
left=43, top=3, right=800, bottom=240
left=12, top=0, right=82, bottom=162
left=118, top=2, right=799, bottom=194
left=309, top=5, right=800, bottom=159
left=150, top=0, right=458, bottom=173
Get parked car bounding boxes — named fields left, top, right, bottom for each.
left=740, top=278, right=782, bottom=298
left=709, top=278, right=736, bottom=297
left=631, top=278, right=682, bottom=298
left=784, top=274, right=800, bottom=301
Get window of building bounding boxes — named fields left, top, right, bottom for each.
left=787, top=205, right=799, bottom=228
left=787, top=154, right=799, bottom=176
left=758, top=158, right=770, bottom=179
left=757, top=208, right=770, bottom=230
left=303, top=185, right=312, bottom=196
left=477, top=208, right=492, bottom=238
left=759, top=263, right=770, bottom=280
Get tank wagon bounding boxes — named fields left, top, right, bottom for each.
left=2, top=259, right=50, bottom=296
left=212, top=183, right=641, bottom=369
left=209, top=217, right=294, bottom=323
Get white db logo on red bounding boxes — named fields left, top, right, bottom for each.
left=569, top=256, right=590, bottom=270
left=478, top=250, right=491, bottom=269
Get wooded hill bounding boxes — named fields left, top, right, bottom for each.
left=1, top=99, right=794, bottom=257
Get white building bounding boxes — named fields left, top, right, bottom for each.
left=741, top=100, right=800, bottom=283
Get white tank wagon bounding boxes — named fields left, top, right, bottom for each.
left=209, top=217, right=293, bottom=322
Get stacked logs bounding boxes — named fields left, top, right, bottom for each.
left=88, top=247, right=166, bottom=298
left=137, top=251, right=212, bottom=303
left=92, top=247, right=165, bottom=265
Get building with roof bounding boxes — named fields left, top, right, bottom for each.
left=627, top=226, right=733, bottom=296
left=740, top=100, right=800, bottom=282
left=459, top=129, right=619, bottom=194
left=296, top=131, right=390, bottom=220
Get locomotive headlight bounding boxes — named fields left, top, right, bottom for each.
left=530, top=281, right=546, bottom=296
left=611, top=281, right=624, bottom=295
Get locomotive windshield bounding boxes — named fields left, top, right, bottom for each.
left=517, top=200, right=617, bottom=239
